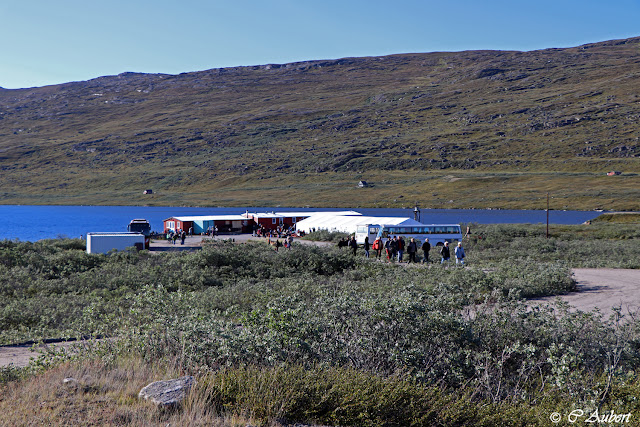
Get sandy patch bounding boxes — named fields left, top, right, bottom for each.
left=530, top=268, right=640, bottom=315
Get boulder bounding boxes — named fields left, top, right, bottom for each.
left=138, top=376, right=194, bottom=407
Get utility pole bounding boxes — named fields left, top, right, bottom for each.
left=546, top=192, right=550, bottom=239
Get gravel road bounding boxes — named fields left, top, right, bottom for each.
left=530, top=268, right=640, bottom=315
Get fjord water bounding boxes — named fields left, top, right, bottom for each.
left=0, top=205, right=602, bottom=242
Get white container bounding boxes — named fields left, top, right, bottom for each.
left=86, top=232, right=146, bottom=254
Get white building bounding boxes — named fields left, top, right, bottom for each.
left=86, top=232, right=146, bottom=254
left=295, top=212, right=423, bottom=235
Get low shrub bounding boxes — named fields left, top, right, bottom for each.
left=300, top=230, right=350, bottom=243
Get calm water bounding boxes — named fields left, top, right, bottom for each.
left=0, top=205, right=603, bottom=242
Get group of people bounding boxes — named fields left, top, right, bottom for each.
left=254, top=224, right=296, bottom=239
left=438, top=241, right=466, bottom=266
left=270, top=234, right=294, bottom=251
left=340, top=235, right=466, bottom=266
left=166, top=229, right=187, bottom=245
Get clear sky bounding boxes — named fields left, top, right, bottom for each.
left=1, top=0, right=638, bottom=89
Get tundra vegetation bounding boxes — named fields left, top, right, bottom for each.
left=1, top=38, right=640, bottom=210
left=1, top=220, right=640, bottom=425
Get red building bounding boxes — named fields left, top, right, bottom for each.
left=163, top=215, right=251, bottom=234
left=244, top=213, right=285, bottom=232
left=244, top=212, right=311, bottom=232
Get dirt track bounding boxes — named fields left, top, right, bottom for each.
left=2, top=268, right=639, bottom=368
left=0, top=341, right=79, bottom=369
left=530, top=268, right=640, bottom=315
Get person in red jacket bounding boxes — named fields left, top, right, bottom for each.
left=373, top=237, right=383, bottom=258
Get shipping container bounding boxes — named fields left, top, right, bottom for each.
left=86, top=232, right=146, bottom=254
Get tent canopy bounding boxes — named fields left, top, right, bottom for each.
left=295, top=213, right=422, bottom=235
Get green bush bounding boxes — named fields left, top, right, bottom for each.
left=300, top=230, right=350, bottom=243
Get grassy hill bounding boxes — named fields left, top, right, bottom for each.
left=1, top=37, right=639, bottom=209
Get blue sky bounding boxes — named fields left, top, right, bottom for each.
left=1, top=0, right=638, bottom=89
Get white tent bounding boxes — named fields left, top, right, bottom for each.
left=295, top=213, right=423, bottom=235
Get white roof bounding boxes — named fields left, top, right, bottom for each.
left=272, top=211, right=316, bottom=218
left=246, top=212, right=283, bottom=218
left=295, top=214, right=422, bottom=234
left=87, top=232, right=144, bottom=236
left=245, top=210, right=361, bottom=218
left=165, top=215, right=247, bottom=222
left=302, top=210, right=362, bottom=217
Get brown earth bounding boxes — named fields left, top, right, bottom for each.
left=0, top=341, right=82, bottom=369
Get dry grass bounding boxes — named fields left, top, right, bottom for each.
left=0, top=358, right=266, bottom=427
left=591, top=212, right=640, bottom=223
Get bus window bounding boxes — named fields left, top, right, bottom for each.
left=369, top=227, right=379, bottom=235
left=357, top=226, right=367, bottom=234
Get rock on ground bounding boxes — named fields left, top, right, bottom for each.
left=138, top=376, right=195, bottom=406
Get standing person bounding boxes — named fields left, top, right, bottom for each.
left=349, top=236, right=358, bottom=256
left=455, top=242, right=466, bottom=266
left=172, top=232, right=178, bottom=245
left=374, top=237, right=383, bottom=259
left=407, top=238, right=417, bottom=263
left=440, top=241, right=451, bottom=265
left=397, top=236, right=405, bottom=262
left=364, top=236, right=370, bottom=258
left=287, top=235, right=293, bottom=250
left=384, top=238, right=391, bottom=260
left=390, top=236, right=398, bottom=262
left=180, top=230, right=186, bottom=245
left=421, top=238, right=431, bottom=263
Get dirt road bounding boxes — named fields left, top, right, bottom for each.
left=530, top=268, right=640, bottom=315
left=0, top=341, right=80, bottom=369
left=3, top=268, right=639, bottom=368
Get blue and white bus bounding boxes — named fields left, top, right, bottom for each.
left=355, top=223, right=463, bottom=246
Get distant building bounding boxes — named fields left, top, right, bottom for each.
left=358, top=180, right=369, bottom=188
left=143, top=189, right=153, bottom=194
left=163, top=215, right=251, bottom=234
left=607, top=171, right=622, bottom=176
left=243, top=212, right=311, bottom=231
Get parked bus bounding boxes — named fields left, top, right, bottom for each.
left=355, top=223, right=463, bottom=246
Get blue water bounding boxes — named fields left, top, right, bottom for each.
left=0, top=205, right=603, bottom=242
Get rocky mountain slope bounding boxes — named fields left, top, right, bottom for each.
left=1, top=37, right=639, bottom=209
